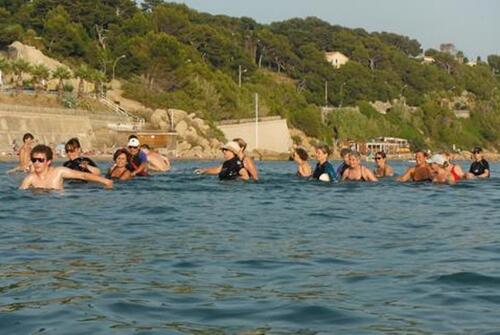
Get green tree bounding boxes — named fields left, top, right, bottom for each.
left=487, top=54, right=500, bottom=74
left=74, top=64, right=92, bottom=98
left=52, top=66, right=72, bottom=96
left=30, top=64, right=50, bottom=93
left=10, top=59, right=32, bottom=94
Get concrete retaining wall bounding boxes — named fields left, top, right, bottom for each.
left=0, top=104, right=132, bottom=153
left=217, top=118, right=292, bottom=153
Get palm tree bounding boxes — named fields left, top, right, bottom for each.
left=30, top=64, right=50, bottom=94
left=52, top=66, right=72, bottom=97
left=74, top=64, right=92, bottom=98
left=0, top=57, right=10, bottom=89
left=90, top=69, right=106, bottom=98
left=10, top=59, right=32, bottom=94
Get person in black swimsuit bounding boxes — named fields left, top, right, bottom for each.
left=106, top=148, right=133, bottom=181
left=195, top=141, right=249, bottom=181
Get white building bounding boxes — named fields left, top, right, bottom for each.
left=325, top=51, right=349, bottom=69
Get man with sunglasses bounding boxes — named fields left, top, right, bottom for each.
left=20, top=145, right=112, bottom=190
left=127, top=137, right=148, bottom=177
left=63, top=138, right=101, bottom=176
left=466, top=147, right=490, bottom=179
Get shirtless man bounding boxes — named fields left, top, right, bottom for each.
left=140, top=144, right=171, bottom=172
left=342, top=151, right=378, bottom=182
left=19, top=144, right=113, bottom=190
left=7, top=133, right=34, bottom=174
left=397, top=150, right=433, bottom=182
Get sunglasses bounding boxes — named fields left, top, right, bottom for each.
left=31, top=157, right=46, bottom=163
left=374, top=157, right=383, bottom=160
left=65, top=148, right=77, bottom=153
left=128, top=146, right=139, bottom=149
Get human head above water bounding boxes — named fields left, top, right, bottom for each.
left=23, top=133, right=34, bottom=143
left=31, top=144, right=53, bottom=161
left=340, top=148, right=351, bottom=158
left=294, top=147, right=309, bottom=161
left=65, top=137, right=81, bottom=152
left=232, top=138, right=247, bottom=152
left=113, top=148, right=130, bottom=162
left=315, top=144, right=331, bottom=156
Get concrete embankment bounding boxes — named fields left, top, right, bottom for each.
left=0, top=104, right=133, bottom=153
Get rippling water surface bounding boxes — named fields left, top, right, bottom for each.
left=1, top=160, right=500, bottom=334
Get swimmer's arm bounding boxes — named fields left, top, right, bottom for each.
left=162, top=156, right=171, bottom=171
left=244, top=157, right=259, bottom=181
left=239, top=168, right=250, bottom=181
left=364, top=168, right=378, bottom=182
left=61, top=167, right=113, bottom=188
left=132, top=162, right=148, bottom=176
left=85, top=164, right=101, bottom=176
left=396, top=168, right=413, bottom=182
left=341, top=169, right=348, bottom=181
left=19, top=174, right=33, bottom=189
left=478, top=169, right=490, bottom=179
left=196, top=165, right=222, bottom=175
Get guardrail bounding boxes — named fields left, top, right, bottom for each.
left=98, top=95, right=145, bottom=129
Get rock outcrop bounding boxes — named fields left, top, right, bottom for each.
left=150, top=108, right=224, bottom=159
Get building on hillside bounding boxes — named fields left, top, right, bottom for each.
left=440, top=43, right=457, bottom=55
left=361, top=137, right=410, bottom=155
left=466, top=60, right=477, bottom=67
left=453, top=110, right=470, bottom=119
left=422, top=56, right=436, bottom=64
left=325, top=51, right=349, bottom=69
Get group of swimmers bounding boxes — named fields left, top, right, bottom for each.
left=291, top=145, right=490, bottom=184
left=8, top=131, right=491, bottom=190
left=13, top=133, right=171, bottom=190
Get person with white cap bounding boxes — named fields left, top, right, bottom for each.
left=195, top=141, right=249, bottom=181
left=127, top=136, right=148, bottom=177
left=428, top=154, right=456, bottom=184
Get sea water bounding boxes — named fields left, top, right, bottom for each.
left=1, top=160, right=499, bottom=334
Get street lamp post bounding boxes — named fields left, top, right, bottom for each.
left=112, top=55, right=126, bottom=82
left=238, top=65, right=247, bottom=88
left=339, top=82, right=346, bottom=107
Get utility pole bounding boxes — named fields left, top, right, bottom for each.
left=255, top=93, right=259, bottom=149
left=238, top=65, right=242, bottom=88
left=324, top=81, right=328, bottom=106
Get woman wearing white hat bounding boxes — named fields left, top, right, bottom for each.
left=428, top=154, right=456, bottom=184
left=195, top=141, right=249, bottom=181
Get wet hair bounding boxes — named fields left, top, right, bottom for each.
left=350, top=151, right=361, bottom=159
left=315, top=144, right=331, bottom=156
left=375, top=151, right=386, bottom=159
left=415, top=149, right=428, bottom=158
left=140, top=144, right=151, bottom=150
left=31, top=144, right=53, bottom=161
left=23, top=133, right=34, bottom=142
left=113, top=148, right=130, bottom=162
left=128, top=134, right=138, bottom=140
left=340, top=148, right=351, bottom=158
left=295, top=147, right=309, bottom=161
left=65, top=137, right=81, bottom=151
left=233, top=138, right=247, bottom=151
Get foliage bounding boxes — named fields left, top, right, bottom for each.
left=0, top=1, right=499, bottom=149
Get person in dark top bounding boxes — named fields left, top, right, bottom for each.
left=194, top=141, right=249, bottom=181
left=312, top=144, right=336, bottom=182
left=397, top=150, right=433, bottom=182
left=466, top=147, right=490, bottom=179
left=63, top=138, right=100, bottom=175
left=127, top=137, right=148, bottom=177
left=336, top=148, right=351, bottom=179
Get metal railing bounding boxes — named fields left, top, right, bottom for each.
left=98, top=95, right=145, bottom=129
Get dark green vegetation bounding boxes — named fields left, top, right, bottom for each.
left=1, top=0, right=500, bottom=149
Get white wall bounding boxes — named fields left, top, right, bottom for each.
left=217, top=118, right=292, bottom=153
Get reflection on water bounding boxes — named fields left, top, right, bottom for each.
left=1, top=160, right=500, bottom=334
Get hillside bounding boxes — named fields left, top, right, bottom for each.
left=1, top=1, right=500, bottom=151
